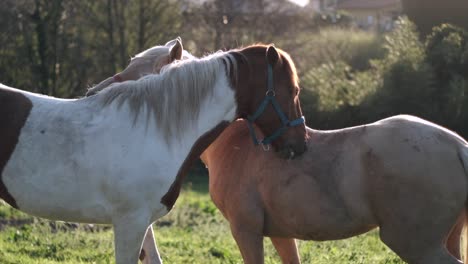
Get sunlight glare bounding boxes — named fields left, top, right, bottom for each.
left=288, top=0, right=309, bottom=7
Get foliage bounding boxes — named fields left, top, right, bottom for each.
left=425, top=23, right=468, bottom=130
left=0, top=0, right=182, bottom=97
left=288, top=27, right=385, bottom=73
left=426, top=24, right=468, bottom=82
left=401, top=0, right=468, bottom=35
left=180, top=0, right=312, bottom=54
left=303, top=62, right=377, bottom=112
left=361, top=18, right=436, bottom=122
left=299, top=17, right=468, bottom=137
left=311, top=10, right=353, bottom=29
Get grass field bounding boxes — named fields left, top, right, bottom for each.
left=0, top=173, right=404, bottom=264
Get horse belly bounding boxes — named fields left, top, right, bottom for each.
left=3, top=156, right=112, bottom=223
left=263, top=204, right=376, bottom=241
left=1, top=111, right=113, bottom=222
left=2, top=138, right=175, bottom=224
left=262, top=169, right=376, bottom=241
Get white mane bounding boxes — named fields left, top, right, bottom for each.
left=98, top=51, right=237, bottom=141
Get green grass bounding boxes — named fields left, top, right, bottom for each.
left=0, top=173, right=403, bottom=264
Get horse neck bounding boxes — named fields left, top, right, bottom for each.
left=201, top=120, right=253, bottom=167
left=88, top=76, right=115, bottom=95
left=107, top=55, right=239, bottom=145
left=177, top=66, right=237, bottom=146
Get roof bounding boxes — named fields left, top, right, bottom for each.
left=337, top=0, right=401, bottom=10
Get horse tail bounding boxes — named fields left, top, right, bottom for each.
left=463, top=208, right=468, bottom=263
left=457, top=146, right=468, bottom=263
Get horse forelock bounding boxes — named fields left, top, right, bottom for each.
left=233, top=44, right=299, bottom=86
left=98, top=52, right=235, bottom=143
left=227, top=44, right=299, bottom=118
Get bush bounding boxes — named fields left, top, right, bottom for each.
left=285, top=27, right=385, bottom=75
left=425, top=24, right=468, bottom=130
left=303, top=61, right=377, bottom=112
left=426, top=24, right=468, bottom=82
left=361, top=18, right=436, bottom=121
left=299, top=18, right=468, bottom=136
left=301, top=18, right=435, bottom=128
left=402, top=0, right=468, bottom=35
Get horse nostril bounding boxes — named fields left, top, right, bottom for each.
left=289, top=149, right=295, bottom=159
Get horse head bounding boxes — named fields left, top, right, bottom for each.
left=86, top=37, right=190, bottom=96
left=231, top=45, right=308, bottom=158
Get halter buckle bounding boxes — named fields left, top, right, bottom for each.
left=261, top=143, right=270, bottom=151
left=266, top=90, right=275, bottom=97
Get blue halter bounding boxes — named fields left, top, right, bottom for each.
left=246, top=64, right=305, bottom=148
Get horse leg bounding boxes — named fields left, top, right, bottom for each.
left=446, top=212, right=465, bottom=260
left=113, top=213, right=151, bottom=264
left=380, top=227, right=462, bottom=264
left=270, top=237, right=301, bottom=264
left=413, top=248, right=461, bottom=264
left=139, top=225, right=163, bottom=264
left=230, top=225, right=264, bottom=264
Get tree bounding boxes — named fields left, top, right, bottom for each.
left=0, top=0, right=181, bottom=97
left=402, top=0, right=468, bottom=36
left=180, top=0, right=311, bottom=53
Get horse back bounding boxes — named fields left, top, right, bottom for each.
left=0, top=86, right=33, bottom=208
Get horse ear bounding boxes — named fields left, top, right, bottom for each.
left=169, top=39, right=183, bottom=61
left=165, top=38, right=177, bottom=47
left=266, top=45, right=280, bottom=66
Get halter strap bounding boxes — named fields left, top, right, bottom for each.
left=246, top=64, right=305, bottom=147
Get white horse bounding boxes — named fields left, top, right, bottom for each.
left=0, top=43, right=307, bottom=264
left=86, top=37, right=194, bottom=97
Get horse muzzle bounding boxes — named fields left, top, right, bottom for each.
left=276, top=140, right=307, bottom=159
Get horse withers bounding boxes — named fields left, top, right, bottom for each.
left=0, top=43, right=307, bottom=264
left=202, top=116, right=468, bottom=264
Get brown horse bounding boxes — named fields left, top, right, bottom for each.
left=202, top=116, right=468, bottom=264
